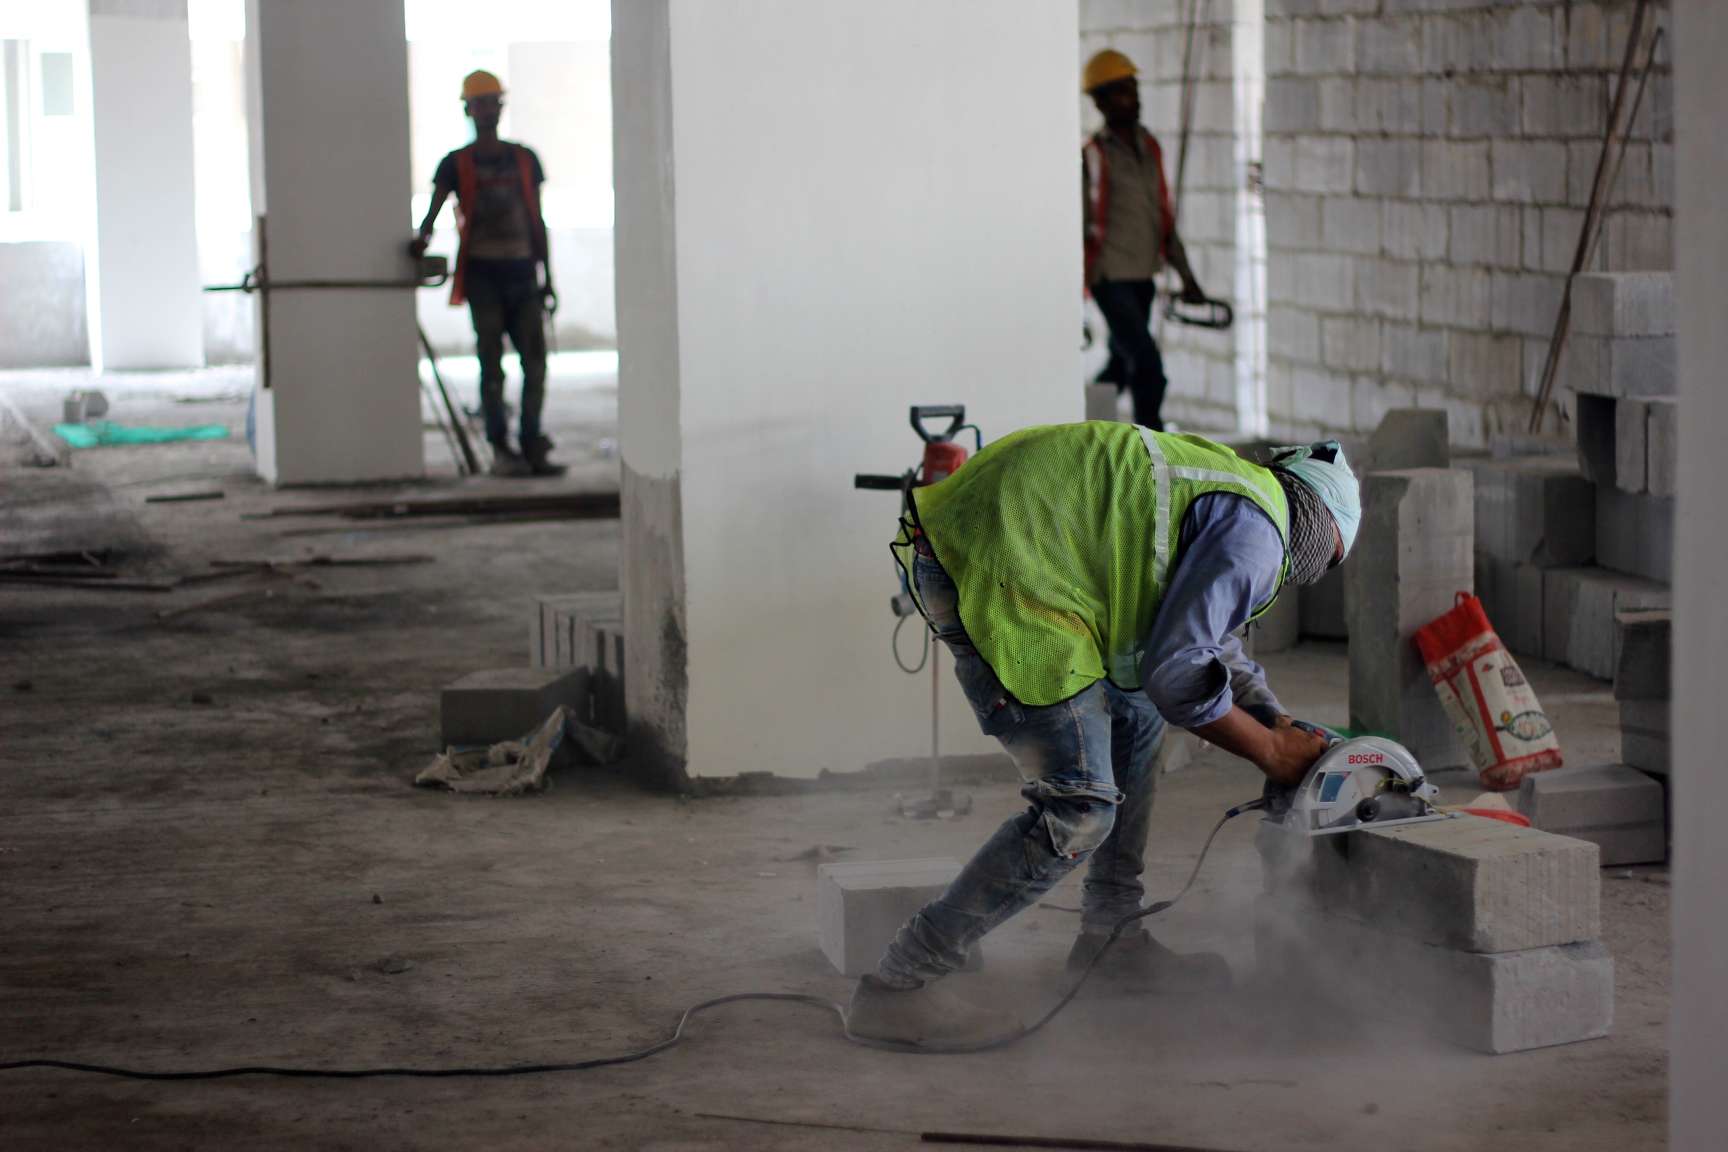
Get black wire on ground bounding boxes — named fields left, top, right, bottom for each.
left=0, top=803, right=1262, bottom=1080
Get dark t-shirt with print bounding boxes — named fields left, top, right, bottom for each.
left=435, top=143, right=545, bottom=262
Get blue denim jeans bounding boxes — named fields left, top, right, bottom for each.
left=875, top=545, right=1165, bottom=988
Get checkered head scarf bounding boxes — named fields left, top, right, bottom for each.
left=1266, top=440, right=1359, bottom=586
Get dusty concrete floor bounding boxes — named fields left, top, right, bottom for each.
left=0, top=368, right=1667, bottom=1151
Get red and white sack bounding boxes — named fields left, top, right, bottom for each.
left=1414, top=592, right=1562, bottom=791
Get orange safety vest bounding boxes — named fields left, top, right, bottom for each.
left=449, top=142, right=541, bottom=306
left=1082, top=126, right=1175, bottom=296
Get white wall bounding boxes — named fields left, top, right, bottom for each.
left=635, top=0, right=1082, bottom=778
left=86, top=0, right=204, bottom=370
left=245, top=0, right=420, bottom=485
left=1670, top=4, right=1727, bottom=1148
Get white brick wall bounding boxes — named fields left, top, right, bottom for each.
left=1262, top=0, right=1674, bottom=445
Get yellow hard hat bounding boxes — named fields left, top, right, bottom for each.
left=461, top=70, right=504, bottom=101
left=1082, top=49, right=1137, bottom=94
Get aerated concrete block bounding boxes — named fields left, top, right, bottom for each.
left=1475, top=556, right=1545, bottom=657
left=817, top=858, right=964, bottom=977
left=1567, top=334, right=1676, bottom=398
left=1346, top=469, right=1474, bottom=769
left=1466, top=456, right=1595, bottom=568
left=531, top=592, right=622, bottom=669
left=1517, top=764, right=1666, bottom=866
left=1366, top=408, right=1449, bottom=470
left=1613, top=610, right=1671, bottom=701
left=440, top=666, right=589, bottom=749
left=1614, top=398, right=1648, bottom=494
left=1595, top=486, right=1674, bottom=584
left=1542, top=567, right=1671, bottom=680
left=1619, top=700, right=1671, bottom=777
left=1646, top=398, right=1678, bottom=498
left=1254, top=899, right=1613, bottom=1055
left=1305, top=815, right=1601, bottom=954
left=1571, top=271, right=1675, bottom=337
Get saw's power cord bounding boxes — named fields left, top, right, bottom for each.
left=0, top=804, right=1259, bottom=1080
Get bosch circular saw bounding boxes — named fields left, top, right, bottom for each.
left=1277, top=729, right=1451, bottom=837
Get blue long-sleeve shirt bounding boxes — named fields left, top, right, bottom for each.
left=1140, top=492, right=1287, bottom=729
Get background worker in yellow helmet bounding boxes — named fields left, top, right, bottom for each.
left=1081, top=48, right=1208, bottom=431
left=410, top=70, right=563, bottom=477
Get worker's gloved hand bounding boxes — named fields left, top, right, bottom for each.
left=540, top=285, right=559, bottom=316
left=1180, top=279, right=1208, bottom=305
left=407, top=234, right=430, bottom=259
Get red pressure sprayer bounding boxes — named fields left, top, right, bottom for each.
left=854, top=405, right=975, bottom=494
left=854, top=405, right=982, bottom=818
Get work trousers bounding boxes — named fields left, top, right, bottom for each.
left=466, top=259, right=548, bottom=452
left=1091, top=279, right=1169, bottom=430
left=875, top=541, right=1165, bottom=988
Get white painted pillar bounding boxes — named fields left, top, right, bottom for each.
left=611, top=0, right=1082, bottom=783
left=85, top=0, right=204, bottom=371
left=1670, top=6, right=1728, bottom=1150
left=244, top=0, right=420, bottom=485
left=1231, top=0, right=1268, bottom=439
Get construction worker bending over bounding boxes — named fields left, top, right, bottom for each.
left=1083, top=48, right=1207, bottom=431
left=847, top=423, right=1359, bottom=1045
left=410, top=70, right=564, bottom=477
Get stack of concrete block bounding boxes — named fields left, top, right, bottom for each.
left=1517, top=764, right=1666, bottom=866
left=1615, top=610, right=1671, bottom=778
left=817, top=858, right=969, bottom=977
left=1541, top=565, right=1670, bottom=682
left=531, top=592, right=621, bottom=670
left=1465, top=456, right=1594, bottom=658
left=1257, top=815, right=1612, bottom=1053
left=1532, top=272, right=1678, bottom=680
left=1346, top=467, right=1473, bottom=769
left=529, top=592, right=625, bottom=733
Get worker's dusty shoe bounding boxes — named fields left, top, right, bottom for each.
left=1064, top=928, right=1232, bottom=996
left=490, top=447, right=532, bottom=478
left=846, top=975, right=1014, bottom=1047
left=524, top=435, right=567, bottom=477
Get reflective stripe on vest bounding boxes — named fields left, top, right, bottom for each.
left=895, top=423, right=1289, bottom=705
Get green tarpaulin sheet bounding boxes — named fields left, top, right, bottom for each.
left=54, top=421, right=230, bottom=449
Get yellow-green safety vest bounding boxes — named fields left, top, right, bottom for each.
left=893, top=422, right=1289, bottom=707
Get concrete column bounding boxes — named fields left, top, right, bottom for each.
left=611, top=0, right=1081, bottom=784
left=85, top=0, right=203, bottom=371
left=244, top=0, right=420, bottom=485
left=1670, top=6, right=1728, bottom=1150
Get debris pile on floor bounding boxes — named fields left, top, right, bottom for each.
left=417, top=705, right=621, bottom=796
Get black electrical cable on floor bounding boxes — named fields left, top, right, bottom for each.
left=0, top=803, right=1261, bottom=1081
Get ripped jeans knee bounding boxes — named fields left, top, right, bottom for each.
left=1026, top=777, right=1124, bottom=862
